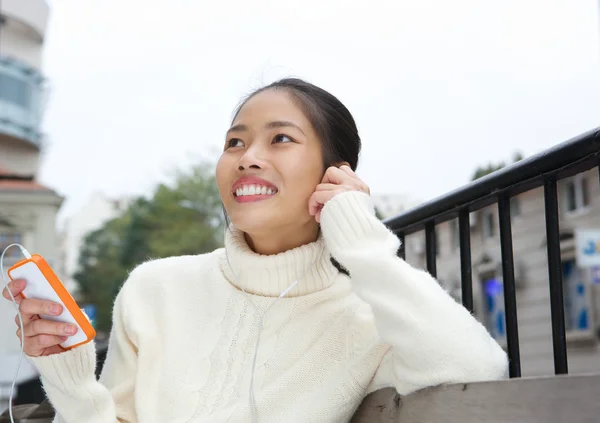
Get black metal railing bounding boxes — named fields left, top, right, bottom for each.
left=384, top=126, right=600, bottom=378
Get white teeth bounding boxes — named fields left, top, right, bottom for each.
left=235, top=185, right=278, bottom=197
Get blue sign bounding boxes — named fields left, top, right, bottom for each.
left=484, top=278, right=505, bottom=341
left=576, top=229, right=600, bottom=267
left=82, top=304, right=97, bottom=328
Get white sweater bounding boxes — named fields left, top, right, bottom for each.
left=29, top=191, right=508, bottom=423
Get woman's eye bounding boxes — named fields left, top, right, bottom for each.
left=227, top=138, right=244, bottom=148
left=273, top=134, right=293, bottom=144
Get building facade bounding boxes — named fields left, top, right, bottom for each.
left=403, top=167, right=600, bottom=377
left=371, top=193, right=421, bottom=220
left=0, top=0, right=62, bottom=410
left=57, top=191, right=130, bottom=295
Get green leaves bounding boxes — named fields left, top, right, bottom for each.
left=74, top=162, right=224, bottom=333
left=471, top=151, right=524, bottom=181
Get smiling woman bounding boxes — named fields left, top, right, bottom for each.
left=2, top=78, right=508, bottom=423
left=217, top=84, right=332, bottom=254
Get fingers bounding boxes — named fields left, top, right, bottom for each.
left=338, top=165, right=370, bottom=194
left=19, top=298, right=63, bottom=318
left=321, top=166, right=350, bottom=185
left=322, top=166, right=370, bottom=194
left=22, top=318, right=78, bottom=338
left=309, top=189, right=342, bottom=217
left=338, top=165, right=356, bottom=178
left=14, top=312, right=39, bottom=326
left=5, top=281, right=72, bottom=357
left=315, top=183, right=339, bottom=191
left=311, top=166, right=370, bottom=223
left=14, top=315, right=75, bottom=357
left=2, top=279, right=26, bottom=305
left=16, top=331, right=68, bottom=357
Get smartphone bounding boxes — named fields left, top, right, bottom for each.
left=8, top=254, right=96, bottom=350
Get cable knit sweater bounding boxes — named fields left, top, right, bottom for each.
left=28, top=191, right=508, bottom=423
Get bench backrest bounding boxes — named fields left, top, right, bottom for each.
left=351, top=374, right=600, bottom=423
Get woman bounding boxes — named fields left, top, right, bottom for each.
left=3, top=78, right=508, bottom=423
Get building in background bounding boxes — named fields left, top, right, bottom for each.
left=371, top=193, right=421, bottom=219
left=404, top=167, right=600, bottom=377
left=0, top=0, right=60, bottom=411
left=58, top=191, right=130, bottom=295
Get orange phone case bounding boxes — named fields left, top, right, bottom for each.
left=8, top=254, right=96, bottom=350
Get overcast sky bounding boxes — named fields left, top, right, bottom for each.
left=38, top=0, right=600, bottom=224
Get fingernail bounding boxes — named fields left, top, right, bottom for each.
left=64, top=325, right=77, bottom=335
left=50, top=305, right=62, bottom=315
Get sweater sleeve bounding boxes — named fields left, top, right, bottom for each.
left=27, top=273, right=139, bottom=423
left=319, top=191, right=509, bottom=395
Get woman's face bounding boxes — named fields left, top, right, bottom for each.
left=216, top=89, right=325, bottom=237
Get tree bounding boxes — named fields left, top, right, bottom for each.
left=74, top=217, right=131, bottom=333
left=74, top=162, right=224, bottom=333
left=471, top=151, right=524, bottom=181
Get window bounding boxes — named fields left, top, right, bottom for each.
left=510, top=197, right=521, bottom=217
left=0, top=232, right=23, bottom=259
left=581, top=177, right=590, bottom=207
left=482, top=210, right=495, bottom=239
left=451, top=220, right=460, bottom=250
left=562, top=259, right=591, bottom=332
left=565, top=175, right=590, bottom=213
left=482, top=275, right=506, bottom=344
left=0, top=73, right=31, bottom=109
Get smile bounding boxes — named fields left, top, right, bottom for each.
left=234, top=184, right=278, bottom=197
left=232, top=176, right=279, bottom=203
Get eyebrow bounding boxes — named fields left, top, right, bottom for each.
left=227, top=121, right=306, bottom=136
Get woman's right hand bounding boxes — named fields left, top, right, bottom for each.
left=2, top=279, right=78, bottom=357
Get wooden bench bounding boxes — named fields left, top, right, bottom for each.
left=3, top=374, right=599, bottom=422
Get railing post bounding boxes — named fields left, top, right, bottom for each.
left=397, top=232, right=405, bottom=260
left=425, top=222, right=437, bottom=277
left=458, top=210, right=474, bottom=313
left=544, top=176, right=568, bottom=374
left=498, top=194, right=521, bottom=378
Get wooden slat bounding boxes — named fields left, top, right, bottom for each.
left=352, top=374, right=600, bottom=423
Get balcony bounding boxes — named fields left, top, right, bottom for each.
left=0, top=56, right=44, bottom=149
left=1, top=0, right=49, bottom=41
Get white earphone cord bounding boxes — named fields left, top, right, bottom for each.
left=224, top=239, right=317, bottom=423
left=1, top=243, right=32, bottom=423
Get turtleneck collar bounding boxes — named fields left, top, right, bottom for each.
left=219, top=226, right=339, bottom=297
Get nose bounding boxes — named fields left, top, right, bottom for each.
left=236, top=144, right=266, bottom=171
left=237, top=161, right=261, bottom=171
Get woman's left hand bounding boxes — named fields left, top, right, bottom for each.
left=309, top=165, right=371, bottom=223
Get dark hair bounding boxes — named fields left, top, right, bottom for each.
left=233, top=78, right=361, bottom=171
